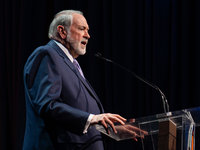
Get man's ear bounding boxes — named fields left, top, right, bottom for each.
left=57, top=25, right=67, bottom=39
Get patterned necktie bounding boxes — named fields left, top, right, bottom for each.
left=73, top=59, right=85, bottom=79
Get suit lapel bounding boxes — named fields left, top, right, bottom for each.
left=47, top=40, right=103, bottom=106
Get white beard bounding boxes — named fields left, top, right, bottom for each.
left=66, top=32, right=86, bottom=55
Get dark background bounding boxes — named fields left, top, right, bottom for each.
left=1, top=0, right=200, bottom=150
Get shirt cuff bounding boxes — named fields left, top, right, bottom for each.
left=83, top=114, right=94, bottom=134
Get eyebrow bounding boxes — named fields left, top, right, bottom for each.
left=74, top=22, right=89, bottom=30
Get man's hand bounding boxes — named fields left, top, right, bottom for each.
left=90, top=113, right=127, bottom=134
left=115, top=124, right=148, bottom=141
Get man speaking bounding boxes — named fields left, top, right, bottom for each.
left=22, top=10, right=127, bottom=150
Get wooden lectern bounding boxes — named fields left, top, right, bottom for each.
left=158, top=119, right=177, bottom=150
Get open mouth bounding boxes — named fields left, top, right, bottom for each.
left=81, top=41, right=87, bottom=46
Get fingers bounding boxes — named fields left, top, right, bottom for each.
left=104, top=116, right=117, bottom=134
left=99, top=117, right=110, bottom=134
left=97, top=115, right=117, bottom=134
left=126, top=125, right=148, bottom=136
left=91, top=113, right=126, bottom=134
left=106, top=113, right=126, bottom=125
left=133, top=137, right=138, bottom=141
left=128, top=118, right=135, bottom=123
left=141, top=130, right=148, bottom=135
left=120, top=124, right=148, bottom=140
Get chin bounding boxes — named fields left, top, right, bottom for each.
left=77, top=48, right=86, bottom=55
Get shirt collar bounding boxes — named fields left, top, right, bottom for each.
left=53, top=40, right=74, bottom=63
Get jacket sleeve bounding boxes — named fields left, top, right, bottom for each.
left=24, top=48, right=90, bottom=135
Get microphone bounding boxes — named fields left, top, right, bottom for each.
left=95, top=53, right=170, bottom=114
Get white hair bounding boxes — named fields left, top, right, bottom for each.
left=48, top=10, right=83, bottom=39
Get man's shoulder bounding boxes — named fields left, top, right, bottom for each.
left=31, top=40, right=59, bottom=56
left=24, top=41, right=59, bottom=67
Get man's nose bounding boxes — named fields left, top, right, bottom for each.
left=84, top=31, right=90, bottom=39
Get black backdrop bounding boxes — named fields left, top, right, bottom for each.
left=1, top=0, right=200, bottom=150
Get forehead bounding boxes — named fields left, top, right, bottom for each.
left=72, top=13, right=89, bottom=28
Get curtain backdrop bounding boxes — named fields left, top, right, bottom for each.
left=1, top=0, right=200, bottom=150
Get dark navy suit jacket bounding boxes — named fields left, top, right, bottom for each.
left=23, top=40, right=105, bottom=150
